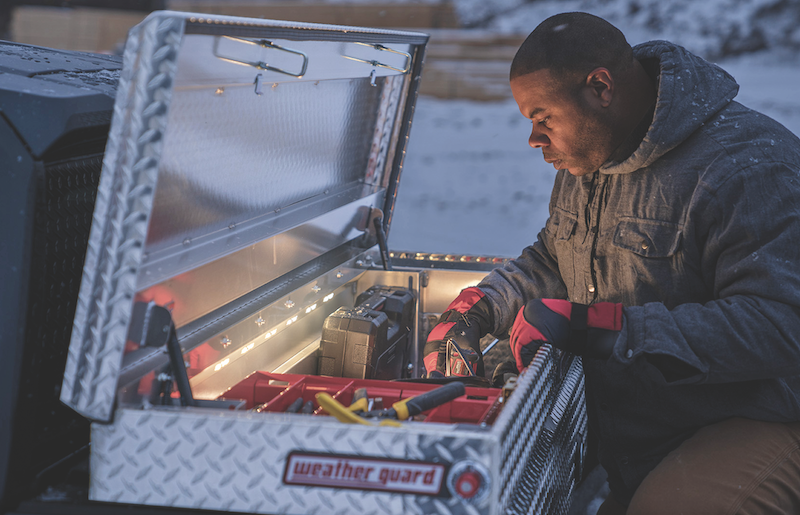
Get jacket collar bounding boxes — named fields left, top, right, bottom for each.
left=600, top=40, right=740, bottom=175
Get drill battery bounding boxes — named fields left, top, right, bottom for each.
left=318, top=286, right=414, bottom=380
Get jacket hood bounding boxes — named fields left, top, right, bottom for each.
left=601, top=41, right=740, bottom=175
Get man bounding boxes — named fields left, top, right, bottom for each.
left=423, top=12, right=800, bottom=514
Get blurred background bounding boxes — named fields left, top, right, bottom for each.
left=3, top=0, right=800, bottom=258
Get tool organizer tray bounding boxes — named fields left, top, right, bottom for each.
left=226, top=373, right=504, bottom=425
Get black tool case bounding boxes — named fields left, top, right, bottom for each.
left=1, top=11, right=589, bottom=515
left=318, top=285, right=414, bottom=380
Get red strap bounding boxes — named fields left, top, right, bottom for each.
left=587, top=302, right=623, bottom=331
left=445, top=287, right=486, bottom=313
left=423, top=352, right=439, bottom=373
left=541, top=299, right=622, bottom=331
left=541, top=298, right=572, bottom=319
left=427, top=321, right=455, bottom=342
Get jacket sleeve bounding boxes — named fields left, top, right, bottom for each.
left=477, top=171, right=569, bottom=335
left=615, top=161, right=800, bottom=385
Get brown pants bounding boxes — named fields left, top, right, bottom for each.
left=597, top=418, right=800, bottom=515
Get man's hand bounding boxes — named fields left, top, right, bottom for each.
left=423, top=287, right=493, bottom=377
left=509, top=299, right=623, bottom=371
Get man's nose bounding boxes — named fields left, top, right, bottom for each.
left=529, top=129, right=549, bottom=148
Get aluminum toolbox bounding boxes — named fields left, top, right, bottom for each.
left=59, top=11, right=588, bottom=515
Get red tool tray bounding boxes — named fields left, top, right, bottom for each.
left=224, top=372, right=503, bottom=425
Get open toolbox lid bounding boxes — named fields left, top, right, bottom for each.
left=60, top=11, right=429, bottom=423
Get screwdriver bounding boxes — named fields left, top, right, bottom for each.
left=367, top=381, right=466, bottom=420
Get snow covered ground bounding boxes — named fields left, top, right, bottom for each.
left=389, top=48, right=800, bottom=257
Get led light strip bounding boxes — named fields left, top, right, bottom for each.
left=206, top=289, right=342, bottom=374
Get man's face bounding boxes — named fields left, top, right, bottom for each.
left=510, top=69, right=616, bottom=176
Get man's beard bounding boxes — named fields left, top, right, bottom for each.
left=559, top=108, right=616, bottom=176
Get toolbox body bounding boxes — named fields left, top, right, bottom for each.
left=35, top=11, right=590, bottom=515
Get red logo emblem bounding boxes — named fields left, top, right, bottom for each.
left=283, top=452, right=445, bottom=495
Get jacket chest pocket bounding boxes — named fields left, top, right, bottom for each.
left=613, top=219, right=682, bottom=258
left=611, top=218, right=686, bottom=305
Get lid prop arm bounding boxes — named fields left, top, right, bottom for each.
left=128, top=302, right=197, bottom=407
left=165, top=321, right=197, bottom=407
left=373, top=214, right=393, bottom=271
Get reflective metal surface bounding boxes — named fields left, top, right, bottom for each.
left=62, top=11, right=427, bottom=421
left=60, top=14, right=185, bottom=422
left=149, top=80, right=378, bottom=251
left=416, top=269, right=488, bottom=313
left=139, top=30, right=414, bottom=323
left=493, top=346, right=588, bottom=515
left=136, top=190, right=383, bottom=328
left=90, top=407, right=495, bottom=515
left=185, top=267, right=362, bottom=400
left=177, top=33, right=414, bottom=86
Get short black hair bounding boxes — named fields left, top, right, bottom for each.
left=510, top=12, right=634, bottom=85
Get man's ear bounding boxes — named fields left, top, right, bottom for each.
left=584, top=67, right=614, bottom=107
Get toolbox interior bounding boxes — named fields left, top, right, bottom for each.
left=119, top=266, right=514, bottom=426
left=226, top=372, right=504, bottom=425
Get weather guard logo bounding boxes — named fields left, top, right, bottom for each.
left=283, top=452, right=445, bottom=495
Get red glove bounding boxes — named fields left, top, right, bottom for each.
left=423, top=287, right=493, bottom=377
left=510, top=299, right=623, bottom=371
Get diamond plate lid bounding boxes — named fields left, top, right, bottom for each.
left=60, top=11, right=428, bottom=422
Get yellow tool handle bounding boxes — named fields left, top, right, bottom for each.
left=348, top=397, right=369, bottom=413
left=316, top=393, right=372, bottom=425
left=316, top=393, right=401, bottom=427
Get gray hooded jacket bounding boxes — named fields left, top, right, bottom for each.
left=478, top=41, right=800, bottom=502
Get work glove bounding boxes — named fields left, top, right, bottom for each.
left=423, top=287, right=494, bottom=377
left=510, top=299, right=623, bottom=372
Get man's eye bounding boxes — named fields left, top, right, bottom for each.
left=539, top=117, right=551, bottom=128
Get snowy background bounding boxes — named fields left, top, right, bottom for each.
left=388, top=0, right=800, bottom=257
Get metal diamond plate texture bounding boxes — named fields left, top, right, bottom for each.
left=493, top=345, right=588, bottom=515
left=91, top=408, right=495, bottom=515
left=365, top=74, right=405, bottom=188
left=90, top=343, right=585, bottom=515
left=495, top=344, right=556, bottom=512
left=510, top=356, right=587, bottom=515
left=531, top=360, right=587, bottom=515
left=60, top=13, right=185, bottom=422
